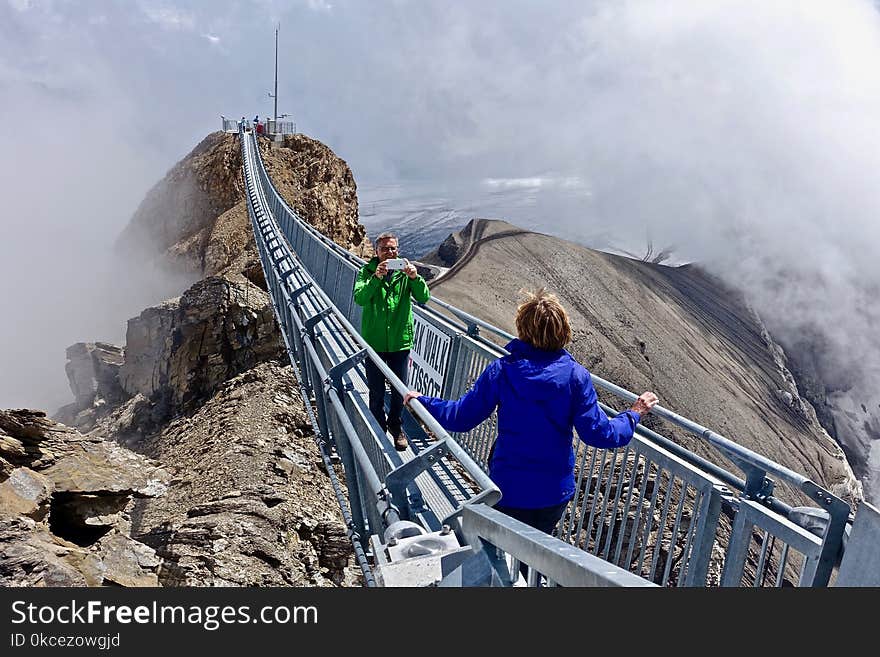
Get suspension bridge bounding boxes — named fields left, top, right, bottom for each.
left=228, top=120, right=880, bottom=587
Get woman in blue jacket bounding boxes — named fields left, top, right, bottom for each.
left=404, top=288, right=659, bottom=536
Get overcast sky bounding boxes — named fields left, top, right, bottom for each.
left=2, top=0, right=880, bottom=444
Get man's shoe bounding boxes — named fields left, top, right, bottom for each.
left=393, top=432, right=408, bottom=451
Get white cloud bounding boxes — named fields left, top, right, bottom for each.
left=141, top=6, right=195, bottom=31
left=306, top=0, right=332, bottom=12
left=7, top=0, right=31, bottom=12
left=482, top=175, right=589, bottom=193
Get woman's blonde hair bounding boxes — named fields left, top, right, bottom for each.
left=515, top=288, right=572, bottom=351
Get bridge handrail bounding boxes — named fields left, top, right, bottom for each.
left=240, top=134, right=379, bottom=582
left=460, top=504, right=658, bottom=587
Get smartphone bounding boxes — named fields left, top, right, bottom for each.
left=384, top=258, right=407, bottom=270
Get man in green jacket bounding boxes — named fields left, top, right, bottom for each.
left=353, top=232, right=430, bottom=451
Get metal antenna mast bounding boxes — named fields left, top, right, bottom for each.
left=273, top=23, right=279, bottom=125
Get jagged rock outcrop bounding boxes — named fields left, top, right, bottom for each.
left=44, top=311, right=358, bottom=587
left=55, top=342, right=126, bottom=430
left=118, top=276, right=284, bottom=426
left=429, top=219, right=862, bottom=508
left=56, top=276, right=285, bottom=438
left=115, top=131, right=370, bottom=282
left=429, top=229, right=468, bottom=268
left=780, top=330, right=880, bottom=489
left=131, top=361, right=360, bottom=586
left=0, top=410, right=169, bottom=586
left=422, top=218, right=486, bottom=268
left=0, top=468, right=53, bottom=520
left=256, top=134, right=371, bottom=257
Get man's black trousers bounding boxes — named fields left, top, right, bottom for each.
left=365, top=349, right=410, bottom=437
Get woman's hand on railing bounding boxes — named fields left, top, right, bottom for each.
left=404, top=391, right=423, bottom=406
left=630, top=392, right=659, bottom=417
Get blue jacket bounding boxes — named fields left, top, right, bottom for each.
left=418, top=339, right=641, bottom=509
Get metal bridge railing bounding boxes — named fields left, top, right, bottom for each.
left=558, top=436, right=724, bottom=587
left=223, top=118, right=297, bottom=135
left=243, top=126, right=876, bottom=587
left=721, top=500, right=823, bottom=587
left=416, top=300, right=854, bottom=587
left=459, top=504, right=658, bottom=587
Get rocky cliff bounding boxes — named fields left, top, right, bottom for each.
left=56, top=276, right=284, bottom=435
left=1, top=130, right=370, bottom=587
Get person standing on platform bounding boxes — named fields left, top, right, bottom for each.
left=354, top=232, right=430, bottom=451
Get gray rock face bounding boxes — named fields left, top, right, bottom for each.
left=97, top=533, right=161, bottom=587
left=56, top=343, right=128, bottom=431
left=422, top=219, right=476, bottom=268
left=119, top=276, right=284, bottom=424
left=118, top=298, right=180, bottom=404
left=69, top=342, right=125, bottom=405
left=83, top=394, right=154, bottom=448
left=0, top=517, right=102, bottom=586
left=116, top=132, right=246, bottom=275
left=0, top=517, right=161, bottom=587
left=57, top=277, right=283, bottom=442
left=0, top=468, right=53, bottom=520
left=781, top=332, right=880, bottom=497
left=0, top=410, right=168, bottom=586
left=257, top=134, right=371, bottom=259
left=65, top=343, right=98, bottom=406
left=1, top=408, right=90, bottom=473
left=132, top=361, right=360, bottom=587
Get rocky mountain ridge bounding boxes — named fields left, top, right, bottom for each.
left=427, top=219, right=862, bottom=507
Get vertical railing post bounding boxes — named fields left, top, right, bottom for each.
left=720, top=503, right=751, bottom=587
left=326, top=391, right=368, bottom=548
left=440, top=335, right=465, bottom=400
left=682, top=486, right=724, bottom=586
left=800, top=481, right=851, bottom=587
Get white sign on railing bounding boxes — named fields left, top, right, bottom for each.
left=409, top=317, right=453, bottom=398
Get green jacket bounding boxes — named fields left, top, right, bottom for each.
left=353, top=257, right=431, bottom=352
